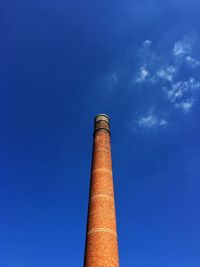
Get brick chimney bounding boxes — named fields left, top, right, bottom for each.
left=84, top=114, right=120, bottom=267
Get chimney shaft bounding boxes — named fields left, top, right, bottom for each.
left=84, top=114, right=120, bottom=267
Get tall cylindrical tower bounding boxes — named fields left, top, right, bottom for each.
left=84, top=114, right=120, bottom=267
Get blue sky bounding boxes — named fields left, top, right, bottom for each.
left=1, top=0, right=200, bottom=266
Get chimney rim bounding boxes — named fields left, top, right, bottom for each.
left=95, top=114, right=110, bottom=122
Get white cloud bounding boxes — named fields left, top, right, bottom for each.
left=157, top=65, right=177, bottom=82
left=143, top=40, right=152, bottom=48
left=185, top=55, right=200, bottom=68
left=136, top=109, right=167, bottom=128
left=135, top=36, right=200, bottom=115
left=173, top=37, right=192, bottom=56
left=163, top=78, right=200, bottom=112
left=159, top=119, right=168, bottom=126
left=135, top=66, right=150, bottom=82
left=175, top=100, right=194, bottom=112
left=172, top=37, right=200, bottom=69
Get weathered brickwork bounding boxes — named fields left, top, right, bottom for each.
left=84, top=114, right=120, bottom=267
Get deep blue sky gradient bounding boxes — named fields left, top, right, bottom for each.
left=1, top=0, right=200, bottom=266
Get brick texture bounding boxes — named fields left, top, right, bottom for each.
left=84, top=115, right=120, bottom=267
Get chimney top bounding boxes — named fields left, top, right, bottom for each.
left=95, top=114, right=110, bottom=123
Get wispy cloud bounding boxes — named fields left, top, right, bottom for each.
left=142, top=40, right=152, bottom=48
left=135, top=66, right=150, bottom=82
left=135, top=35, right=200, bottom=115
left=157, top=66, right=177, bottom=82
left=173, top=36, right=192, bottom=56
left=185, top=55, right=200, bottom=68
left=163, top=78, right=200, bottom=112
left=175, top=100, right=194, bottom=112
left=99, top=34, right=200, bottom=131
left=135, top=109, right=167, bottom=128
left=173, top=36, right=200, bottom=69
